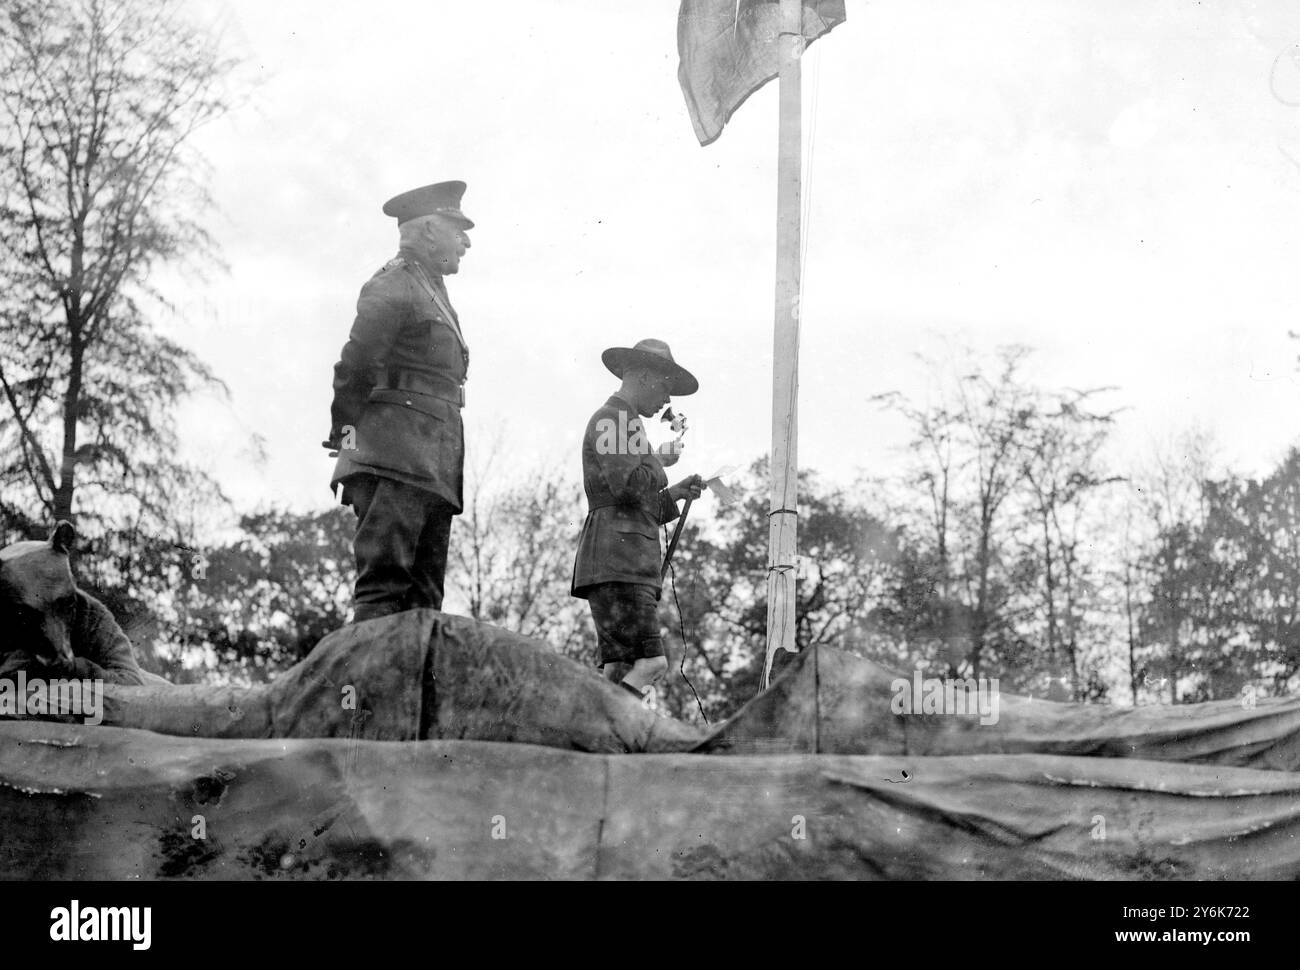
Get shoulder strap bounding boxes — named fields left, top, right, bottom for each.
left=405, top=261, right=468, bottom=354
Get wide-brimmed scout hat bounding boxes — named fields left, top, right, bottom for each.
left=382, top=180, right=474, bottom=228
left=602, top=338, right=698, bottom=396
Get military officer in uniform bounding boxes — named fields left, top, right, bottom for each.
left=571, top=339, right=706, bottom=698
left=324, top=181, right=473, bottom=623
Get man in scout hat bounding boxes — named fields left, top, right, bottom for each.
left=324, top=181, right=473, bottom=622
left=571, top=339, right=707, bottom=698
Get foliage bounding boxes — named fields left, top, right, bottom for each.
left=156, top=508, right=356, bottom=684
left=657, top=458, right=909, bottom=722
left=1140, top=449, right=1300, bottom=701
left=0, top=0, right=234, bottom=536
left=449, top=449, right=595, bottom=661
left=872, top=346, right=1124, bottom=699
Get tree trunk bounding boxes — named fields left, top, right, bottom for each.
left=1124, top=559, right=1139, bottom=706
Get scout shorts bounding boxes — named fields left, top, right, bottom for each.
left=586, top=582, right=665, bottom=666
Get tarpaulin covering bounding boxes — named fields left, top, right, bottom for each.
left=2, top=720, right=1298, bottom=880
left=13, top=612, right=1300, bottom=770
left=8, top=612, right=1300, bottom=879
left=700, top=645, right=1300, bottom=771
left=78, top=611, right=701, bottom=753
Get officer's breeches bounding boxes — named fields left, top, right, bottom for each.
left=346, top=474, right=454, bottom=622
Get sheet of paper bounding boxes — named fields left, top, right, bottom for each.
left=705, top=465, right=739, bottom=505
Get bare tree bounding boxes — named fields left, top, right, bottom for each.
left=948, top=346, right=1037, bottom=678
left=0, top=0, right=235, bottom=535
left=1128, top=427, right=1219, bottom=702
left=449, top=440, right=593, bottom=658
left=876, top=344, right=1123, bottom=692
left=1018, top=389, right=1123, bottom=699
left=870, top=386, right=958, bottom=604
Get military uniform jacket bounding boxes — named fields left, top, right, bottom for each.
left=571, top=394, right=681, bottom=598
left=328, top=249, right=468, bottom=512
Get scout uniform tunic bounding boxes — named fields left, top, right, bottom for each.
left=571, top=393, right=682, bottom=598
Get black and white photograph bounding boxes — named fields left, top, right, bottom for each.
left=0, top=0, right=1295, bottom=941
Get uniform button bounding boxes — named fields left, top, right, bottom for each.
left=404, top=399, right=412, bottom=406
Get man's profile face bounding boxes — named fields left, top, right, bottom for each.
left=420, top=215, right=471, bottom=274
left=633, top=370, right=673, bottom=418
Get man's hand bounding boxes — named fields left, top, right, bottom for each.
left=656, top=439, right=684, bottom=467
left=322, top=432, right=342, bottom=458
left=668, top=474, right=706, bottom=503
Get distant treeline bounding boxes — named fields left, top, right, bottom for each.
left=6, top=346, right=1294, bottom=728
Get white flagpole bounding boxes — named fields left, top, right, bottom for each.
left=763, top=0, right=802, bottom=690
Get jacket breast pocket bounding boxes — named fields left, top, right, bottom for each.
left=418, top=315, right=462, bottom=360
left=612, top=515, right=660, bottom=574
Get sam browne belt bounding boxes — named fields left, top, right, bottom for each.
left=378, top=369, right=466, bottom=408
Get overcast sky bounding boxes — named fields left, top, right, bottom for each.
left=159, top=0, right=1300, bottom=521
